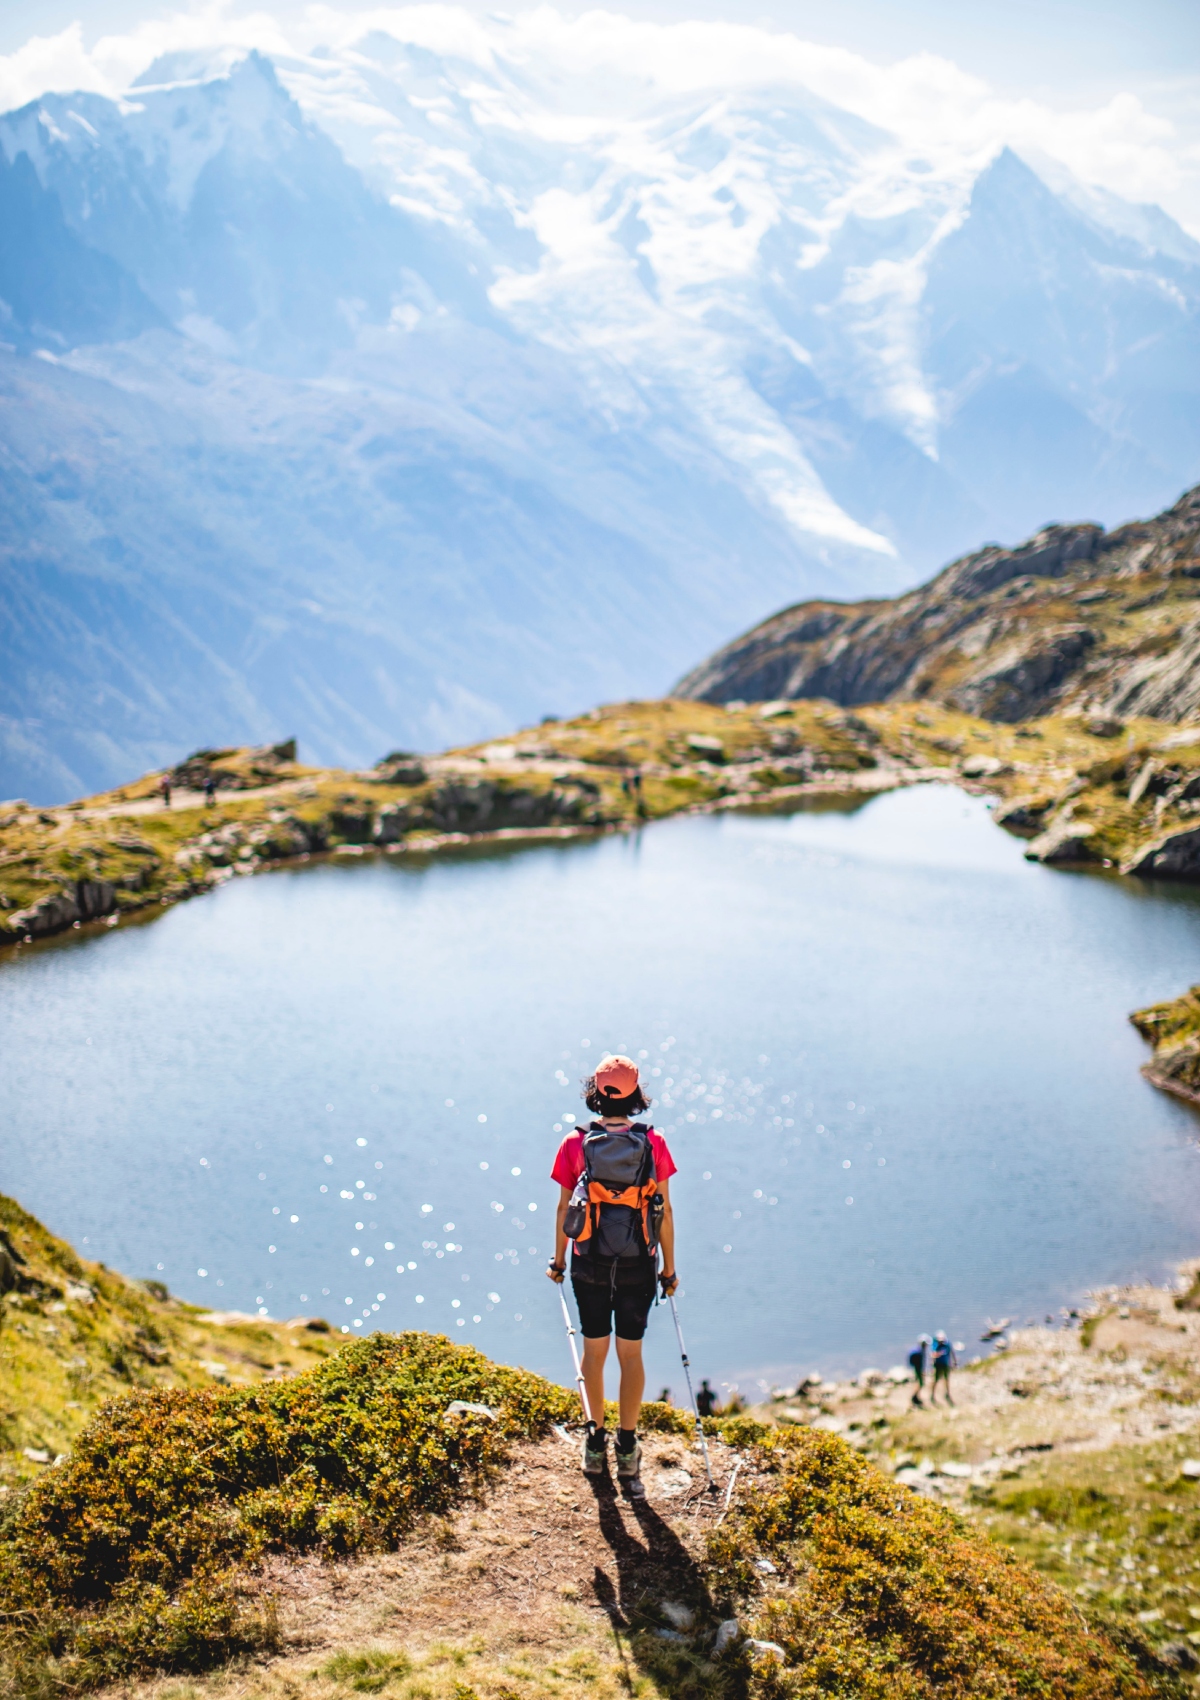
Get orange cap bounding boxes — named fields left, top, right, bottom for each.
left=594, top=1053, right=640, bottom=1099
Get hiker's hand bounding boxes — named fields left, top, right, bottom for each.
left=659, top=1270, right=678, bottom=1297
left=547, top=1262, right=566, bottom=1284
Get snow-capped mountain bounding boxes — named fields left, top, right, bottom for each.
left=0, top=33, right=1196, bottom=800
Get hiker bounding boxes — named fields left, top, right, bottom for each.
left=159, top=773, right=172, bottom=808
left=908, top=1334, right=931, bottom=1406
left=930, top=1331, right=957, bottom=1405
left=204, top=774, right=217, bottom=807
left=696, top=1378, right=718, bottom=1418
left=548, top=1053, right=676, bottom=1496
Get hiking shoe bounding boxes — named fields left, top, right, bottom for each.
left=615, top=1439, right=644, bottom=1496
left=582, top=1429, right=608, bottom=1474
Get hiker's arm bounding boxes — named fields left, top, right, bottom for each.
left=658, top=1177, right=675, bottom=1277
left=549, top=1184, right=571, bottom=1276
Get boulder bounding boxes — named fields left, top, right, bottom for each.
left=961, top=753, right=1007, bottom=779
left=329, top=804, right=375, bottom=844
left=8, top=890, right=80, bottom=936
left=374, top=803, right=417, bottom=844
left=687, top=734, right=725, bottom=759
left=8, top=879, right=118, bottom=937
left=75, top=879, right=117, bottom=920
left=996, top=798, right=1052, bottom=837
left=1125, top=826, right=1200, bottom=881
left=1025, top=820, right=1100, bottom=866
left=376, top=761, right=427, bottom=786
left=0, top=1229, right=27, bottom=1294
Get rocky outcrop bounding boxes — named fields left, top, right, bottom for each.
left=677, top=485, right=1200, bottom=724
left=5, top=878, right=117, bottom=939
left=1124, top=826, right=1200, bottom=881
left=1024, top=820, right=1100, bottom=866
left=170, top=740, right=298, bottom=792
left=1132, top=986, right=1200, bottom=1107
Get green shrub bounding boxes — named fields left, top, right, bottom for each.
left=706, top=1427, right=1157, bottom=1699
left=0, top=1333, right=573, bottom=1697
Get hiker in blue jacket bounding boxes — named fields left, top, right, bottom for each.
left=930, top=1331, right=957, bottom=1405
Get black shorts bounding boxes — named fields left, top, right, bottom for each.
left=571, top=1263, right=657, bottom=1341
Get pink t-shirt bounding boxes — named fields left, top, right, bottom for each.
left=551, top=1125, right=677, bottom=1190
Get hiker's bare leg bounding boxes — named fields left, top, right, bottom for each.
left=615, top=1336, right=645, bottom=1430
left=582, top=1335, right=609, bottom=1426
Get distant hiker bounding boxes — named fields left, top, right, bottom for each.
left=658, top=1386, right=672, bottom=1405
left=204, top=775, right=217, bottom=806
left=908, top=1334, right=931, bottom=1406
left=631, top=770, right=645, bottom=816
left=930, top=1331, right=957, bottom=1405
left=548, top=1053, right=676, bottom=1498
left=697, top=1378, right=718, bottom=1417
left=159, top=774, right=172, bottom=808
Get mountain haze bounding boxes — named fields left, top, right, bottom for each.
left=0, top=31, right=1197, bottom=801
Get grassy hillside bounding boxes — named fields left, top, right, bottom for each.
left=0, top=1200, right=1162, bottom=1700
left=0, top=1194, right=338, bottom=1486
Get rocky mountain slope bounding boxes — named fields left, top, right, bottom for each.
left=677, top=483, right=1200, bottom=724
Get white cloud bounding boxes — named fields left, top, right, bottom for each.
left=1, top=6, right=1194, bottom=225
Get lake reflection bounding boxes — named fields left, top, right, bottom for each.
left=4, top=784, right=1200, bottom=1396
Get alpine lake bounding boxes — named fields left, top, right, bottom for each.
left=4, top=782, right=1200, bottom=1396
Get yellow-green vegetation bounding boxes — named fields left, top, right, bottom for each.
left=707, top=1426, right=1154, bottom=1698
left=972, top=1434, right=1200, bottom=1663
left=0, top=1193, right=338, bottom=1488
left=0, top=1333, right=576, bottom=1697
left=0, top=1198, right=1159, bottom=1700
left=5, top=695, right=1199, bottom=952
left=0, top=1339, right=1154, bottom=1700
left=1132, top=986, right=1200, bottom=1108
left=136, top=1634, right=647, bottom=1700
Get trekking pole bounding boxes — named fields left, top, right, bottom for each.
left=667, top=1293, right=716, bottom=1491
left=558, top=1284, right=595, bottom=1431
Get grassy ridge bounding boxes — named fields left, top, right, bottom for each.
left=0, top=1311, right=1159, bottom=1700
left=0, top=1334, right=576, bottom=1696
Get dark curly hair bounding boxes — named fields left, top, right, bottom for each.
left=582, top=1072, right=652, bottom=1117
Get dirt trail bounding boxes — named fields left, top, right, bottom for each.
left=106, top=1430, right=751, bottom=1700
left=262, top=1431, right=744, bottom=1655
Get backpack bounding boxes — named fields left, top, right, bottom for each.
left=908, top=1347, right=924, bottom=1371
left=563, top=1121, right=661, bottom=1260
